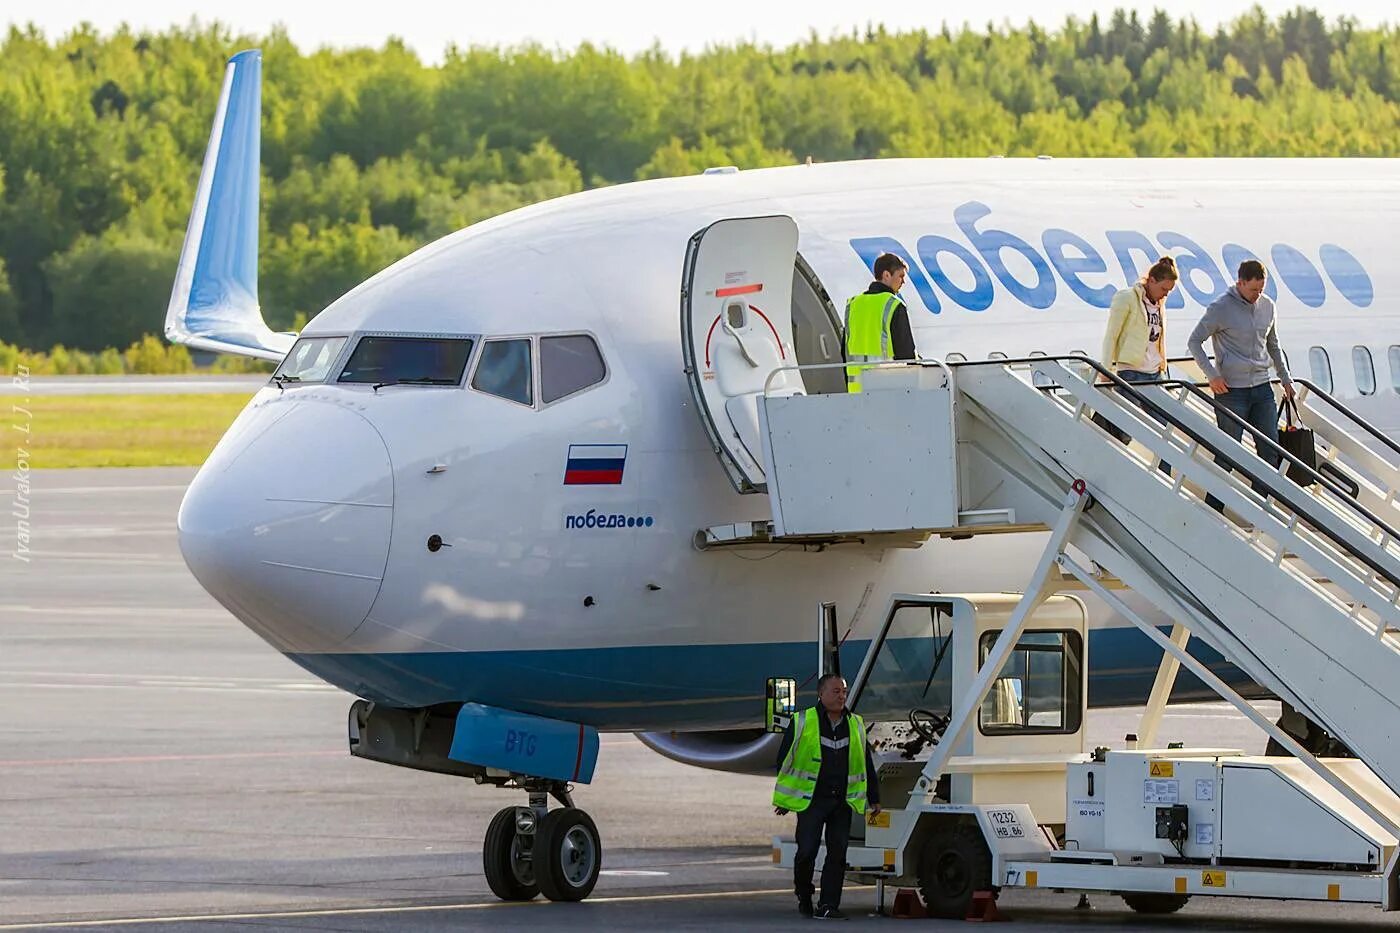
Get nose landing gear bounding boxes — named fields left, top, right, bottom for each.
left=482, top=779, right=602, bottom=902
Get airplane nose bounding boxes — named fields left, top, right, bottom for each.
left=178, top=400, right=393, bottom=652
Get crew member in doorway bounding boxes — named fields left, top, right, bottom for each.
left=774, top=673, right=881, bottom=920
left=844, top=252, right=916, bottom=392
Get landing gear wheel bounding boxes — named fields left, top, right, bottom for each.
left=535, top=807, right=602, bottom=902
left=1121, top=892, right=1189, bottom=914
left=483, top=806, right=539, bottom=901
left=918, top=825, right=993, bottom=919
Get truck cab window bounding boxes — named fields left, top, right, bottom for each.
left=978, top=630, right=1082, bottom=735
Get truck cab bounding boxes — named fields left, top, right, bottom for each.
left=771, top=591, right=1400, bottom=919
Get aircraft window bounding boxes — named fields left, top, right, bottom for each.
left=472, top=338, right=533, bottom=406
left=1353, top=346, right=1376, bottom=396
left=1309, top=347, right=1333, bottom=394
left=273, top=336, right=346, bottom=384
left=978, top=630, right=1082, bottom=735
left=338, top=336, right=473, bottom=386
left=540, top=334, right=607, bottom=404
left=1389, top=347, right=1400, bottom=394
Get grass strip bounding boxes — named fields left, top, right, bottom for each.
left=21, top=393, right=254, bottom=468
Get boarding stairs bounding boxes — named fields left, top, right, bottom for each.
left=727, top=356, right=1400, bottom=817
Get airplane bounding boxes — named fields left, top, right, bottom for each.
left=166, top=50, right=1400, bottom=901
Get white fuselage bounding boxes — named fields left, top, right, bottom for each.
left=177, top=158, right=1400, bottom=732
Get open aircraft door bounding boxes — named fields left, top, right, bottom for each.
left=682, top=215, right=808, bottom=494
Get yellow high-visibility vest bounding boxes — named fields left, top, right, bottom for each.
left=844, top=291, right=900, bottom=393
left=772, top=707, right=869, bottom=814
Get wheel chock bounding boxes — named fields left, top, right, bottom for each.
left=965, top=890, right=1004, bottom=922
left=890, top=888, right=927, bottom=918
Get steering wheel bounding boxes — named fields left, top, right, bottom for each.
left=908, top=708, right=951, bottom=745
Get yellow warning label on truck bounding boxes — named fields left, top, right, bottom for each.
left=1202, top=869, right=1227, bottom=888
left=1149, top=760, right=1175, bottom=778
left=866, top=810, right=891, bottom=828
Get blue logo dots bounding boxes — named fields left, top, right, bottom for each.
left=1270, top=244, right=1326, bottom=309
left=1319, top=244, right=1373, bottom=308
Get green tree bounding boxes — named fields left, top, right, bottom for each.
left=44, top=227, right=177, bottom=350
left=2, top=13, right=1400, bottom=353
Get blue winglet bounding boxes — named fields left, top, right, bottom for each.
left=165, top=50, right=294, bottom=361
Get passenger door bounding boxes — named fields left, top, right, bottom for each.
left=681, top=215, right=803, bottom=494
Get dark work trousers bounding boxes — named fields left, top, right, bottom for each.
left=1206, top=382, right=1281, bottom=512
left=793, top=795, right=852, bottom=909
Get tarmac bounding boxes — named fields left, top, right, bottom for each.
left=1, top=468, right=1397, bottom=930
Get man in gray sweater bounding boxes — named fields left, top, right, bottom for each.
left=1187, top=259, right=1297, bottom=511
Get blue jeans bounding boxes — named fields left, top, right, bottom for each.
left=1095, top=370, right=1172, bottom=475
left=1206, top=382, right=1281, bottom=511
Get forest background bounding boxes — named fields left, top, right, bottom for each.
left=1, top=6, right=1398, bottom=370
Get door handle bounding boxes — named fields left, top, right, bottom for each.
left=721, top=319, right=758, bottom=368
left=819, top=334, right=832, bottom=360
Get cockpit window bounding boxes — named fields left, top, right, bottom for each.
left=540, top=334, right=606, bottom=403
left=273, top=336, right=347, bottom=384
left=337, top=336, right=474, bottom=386
left=472, top=338, right=533, bottom=405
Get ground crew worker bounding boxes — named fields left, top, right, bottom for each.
left=774, top=673, right=881, bottom=920
left=844, top=252, right=916, bottom=392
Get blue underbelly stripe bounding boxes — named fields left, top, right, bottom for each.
left=288, top=627, right=1259, bottom=731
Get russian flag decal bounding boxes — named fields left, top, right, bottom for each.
left=564, top=444, right=627, bottom=485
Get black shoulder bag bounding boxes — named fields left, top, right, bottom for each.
left=1277, top=396, right=1318, bottom=487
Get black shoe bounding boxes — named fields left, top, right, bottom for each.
left=813, top=906, right=847, bottom=920
left=797, top=896, right=814, bottom=918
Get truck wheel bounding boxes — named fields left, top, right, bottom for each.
left=1122, top=892, right=1189, bottom=914
left=483, top=806, right=539, bottom=901
left=535, top=807, right=602, bottom=902
left=918, top=825, right=993, bottom=919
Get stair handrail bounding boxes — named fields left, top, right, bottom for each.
left=1292, top=376, right=1400, bottom=462
left=761, top=358, right=952, bottom=396
left=949, top=355, right=1400, bottom=592
left=1150, top=377, right=1400, bottom=543
left=1163, top=357, right=1400, bottom=465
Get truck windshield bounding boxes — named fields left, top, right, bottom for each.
left=338, top=336, right=475, bottom=386
left=851, top=601, right=953, bottom=722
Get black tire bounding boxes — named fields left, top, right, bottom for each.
left=1122, top=892, right=1189, bottom=914
left=917, top=825, right=994, bottom=919
left=483, top=806, right=539, bottom=901
left=535, top=807, right=602, bottom=902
